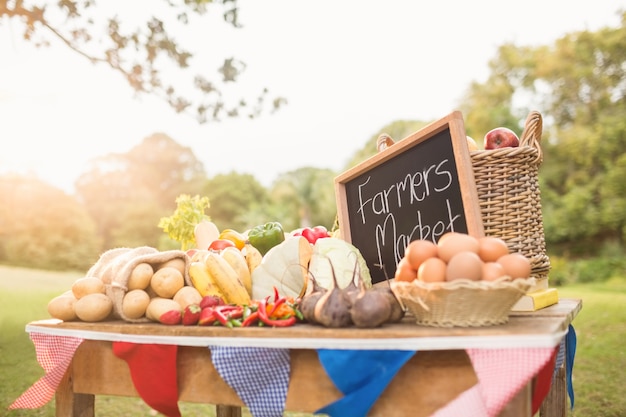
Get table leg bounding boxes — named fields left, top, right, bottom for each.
left=216, top=404, right=242, bottom=417
left=539, top=358, right=567, bottom=416
left=55, top=363, right=95, bottom=417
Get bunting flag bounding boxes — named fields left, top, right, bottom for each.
left=565, top=324, right=577, bottom=409
left=112, top=342, right=181, bottom=417
left=9, top=333, right=83, bottom=409
left=315, top=349, right=416, bottom=417
left=431, top=384, right=489, bottom=417
left=465, top=347, right=557, bottom=417
left=210, top=346, right=290, bottom=417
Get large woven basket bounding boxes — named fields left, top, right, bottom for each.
left=391, top=277, right=535, bottom=327
left=470, top=111, right=550, bottom=280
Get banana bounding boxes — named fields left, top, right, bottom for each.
left=188, top=261, right=226, bottom=299
left=204, top=251, right=251, bottom=305
left=243, top=243, right=263, bottom=275
left=221, top=246, right=252, bottom=297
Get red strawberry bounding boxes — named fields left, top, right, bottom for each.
left=200, top=295, right=224, bottom=309
left=182, top=303, right=202, bottom=326
left=159, top=309, right=182, bottom=325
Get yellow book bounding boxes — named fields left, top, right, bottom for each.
left=511, top=288, right=559, bottom=312
left=527, top=277, right=549, bottom=293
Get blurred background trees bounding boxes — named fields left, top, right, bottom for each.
left=1, top=11, right=625, bottom=274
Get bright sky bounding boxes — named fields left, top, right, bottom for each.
left=1, top=0, right=624, bottom=193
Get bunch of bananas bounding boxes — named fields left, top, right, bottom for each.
left=188, top=243, right=263, bottom=305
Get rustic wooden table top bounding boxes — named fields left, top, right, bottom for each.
left=26, top=298, right=581, bottom=350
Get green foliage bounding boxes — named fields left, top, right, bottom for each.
left=158, top=194, right=211, bottom=250
left=546, top=255, right=626, bottom=286
left=557, top=281, right=626, bottom=417
left=0, top=174, right=100, bottom=271
left=201, top=172, right=270, bottom=231
left=459, top=11, right=626, bottom=253
left=270, top=167, right=338, bottom=231
left=76, top=133, right=208, bottom=250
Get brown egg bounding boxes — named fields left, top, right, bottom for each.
left=417, top=257, right=447, bottom=283
left=481, top=261, right=507, bottom=282
left=405, top=239, right=438, bottom=271
left=497, top=253, right=532, bottom=279
left=477, top=236, right=510, bottom=262
left=437, top=232, right=480, bottom=263
left=446, top=251, right=483, bottom=281
left=394, top=258, right=418, bottom=282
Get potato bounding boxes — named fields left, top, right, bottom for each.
left=173, top=286, right=202, bottom=309
left=157, top=258, right=186, bottom=277
left=74, top=293, right=113, bottom=322
left=150, top=266, right=184, bottom=299
left=128, top=262, right=154, bottom=290
left=146, top=297, right=182, bottom=323
left=47, top=293, right=78, bottom=321
left=122, top=289, right=151, bottom=319
left=72, top=276, right=106, bottom=299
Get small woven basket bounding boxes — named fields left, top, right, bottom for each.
left=391, top=277, right=535, bottom=327
left=471, top=111, right=550, bottom=280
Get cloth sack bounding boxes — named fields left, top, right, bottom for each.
left=86, top=246, right=192, bottom=322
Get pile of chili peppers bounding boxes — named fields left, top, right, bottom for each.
left=196, top=287, right=302, bottom=328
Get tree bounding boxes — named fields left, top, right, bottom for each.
left=0, top=174, right=100, bottom=270
left=270, top=167, right=337, bottom=232
left=458, top=11, right=626, bottom=254
left=0, top=0, right=286, bottom=123
left=200, top=171, right=269, bottom=231
left=75, top=133, right=207, bottom=249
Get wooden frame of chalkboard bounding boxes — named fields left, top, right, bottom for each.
left=334, top=111, right=484, bottom=285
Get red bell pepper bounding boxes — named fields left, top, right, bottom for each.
left=295, top=225, right=330, bottom=244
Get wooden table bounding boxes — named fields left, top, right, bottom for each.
left=25, top=298, right=581, bottom=417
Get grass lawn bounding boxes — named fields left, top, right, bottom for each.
left=1, top=265, right=624, bottom=416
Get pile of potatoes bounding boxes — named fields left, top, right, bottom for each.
left=47, top=257, right=203, bottom=323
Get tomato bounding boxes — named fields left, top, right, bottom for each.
left=208, top=239, right=236, bottom=251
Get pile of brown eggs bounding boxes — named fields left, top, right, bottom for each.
left=394, top=232, right=532, bottom=283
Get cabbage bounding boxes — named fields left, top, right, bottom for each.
left=308, top=237, right=372, bottom=290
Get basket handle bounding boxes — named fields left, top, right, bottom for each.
left=376, top=133, right=395, bottom=152
left=519, top=110, right=544, bottom=164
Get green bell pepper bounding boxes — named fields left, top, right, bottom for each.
left=247, top=221, right=285, bottom=256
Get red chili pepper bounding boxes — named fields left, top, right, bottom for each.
left=242, top=310, right=260, bottom=327
left=213, top=308, right=232, bottom=327
left=217, top=305, right=244, bottom=319
left=198, top=307, right=217, bottom=326
left=263, top=315, right=297, bottom=327
left=257, top=298, right=297, bottom=327
left=269, top=297, right=287, bottom=316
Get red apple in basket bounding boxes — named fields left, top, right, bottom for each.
left=484, top=127, right=519, bottom=150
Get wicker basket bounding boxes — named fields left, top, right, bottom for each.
left=471, top=111, right=550, bottom=280
left=391, top=277, right=535, bottom=327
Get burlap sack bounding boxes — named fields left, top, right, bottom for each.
left=86, top=247, right=192, bottom=323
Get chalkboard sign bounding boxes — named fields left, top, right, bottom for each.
left=335, top=111, right=484, bottom=285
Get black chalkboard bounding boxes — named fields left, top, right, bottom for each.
left=335, top=111, right=484, bottom=285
